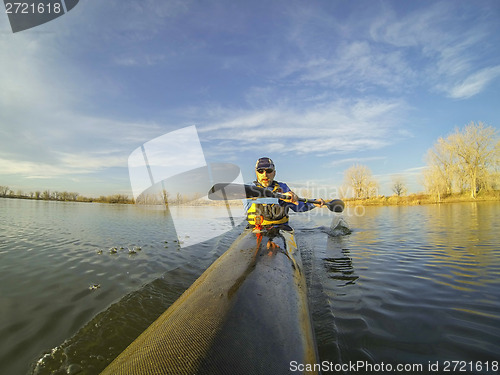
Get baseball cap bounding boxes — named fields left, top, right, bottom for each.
left=255, top=157, right=275, bottom=170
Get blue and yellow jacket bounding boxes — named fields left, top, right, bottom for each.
left=244, top=181, right=316, bottom=226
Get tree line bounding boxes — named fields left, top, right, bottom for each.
left=0, top=187, right=134, bottom=204
left=135, top=191, right=218, bottom=206
left=342, top=122, right=499, bottom=201
left=0, top=187, right=203, bottom=206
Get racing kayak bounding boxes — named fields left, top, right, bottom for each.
left=100, top=226, right=319, bottom=375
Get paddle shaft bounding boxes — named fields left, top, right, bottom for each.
left=275, top=192, right=344, bottom=213
left=208, top=183, right=344, bottom=213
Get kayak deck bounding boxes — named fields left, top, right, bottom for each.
left=100, top=228, right=319, bottom=375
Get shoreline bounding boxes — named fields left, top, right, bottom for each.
left=344, top=191, right=500, bottom=207
left=2, top=191, right=499, bottom=207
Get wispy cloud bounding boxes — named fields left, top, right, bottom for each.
left=369, top=2, right=449, bottom=48
left=446, top=66, right=500, bottom=99
left=113, top=54, right=166, bottom=67
left=327, top=156, right=387, bottom=167
left=0, top=158, right=69, bottom=178
left=369, top=2, right=499, bottom=99
left=284, top=41, right=415, bottom=93
left=198, top=97, right=408, bottom=157
left=0, top=152, right=125, bottom=178
left=279, top=1, right=499, bottom=99
left=403, top=166, right=427, bottom=173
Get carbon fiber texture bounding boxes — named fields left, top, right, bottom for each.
left=100, top=229, right=318, bottom=375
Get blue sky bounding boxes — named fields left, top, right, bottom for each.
left=1, top=0, right=499, bottom=198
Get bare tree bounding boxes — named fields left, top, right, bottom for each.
left=391, top=175, right=408, bottom=196
left=41, top=190, right=51, bottom=200
left=448, top=122, right=498, bottom=198
left=0, top=186, right=9, bottom=197
left=162, top=189, right=169, bottom=205
left=423, top=166, right=449, bottom=202
left=426, top=137, right=455, bottom=195
left=343, top=164, right=378, bottom=199
left=175, top=192, right=183, bottom=205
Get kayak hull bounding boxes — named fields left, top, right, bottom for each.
left=100, top=228, right=319, bottom=375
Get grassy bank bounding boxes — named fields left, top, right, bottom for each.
left=344, top=190, right=500, bottom=207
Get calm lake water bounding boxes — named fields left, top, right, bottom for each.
left=0, top=198, right=499, bottom=374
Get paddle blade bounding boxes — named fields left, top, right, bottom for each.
left=208, top=183, right=275, bottom=200
left=326, top=199, right=345, bottom=213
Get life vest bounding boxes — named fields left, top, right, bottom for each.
left=247, top=181, right=289, bottom=226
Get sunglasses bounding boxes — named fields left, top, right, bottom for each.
left=257, top=168, right=275, bottom=174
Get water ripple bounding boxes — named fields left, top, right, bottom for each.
left=304, top=202, right=500, bottom=366
left=1, top=199, right=499, bottom=374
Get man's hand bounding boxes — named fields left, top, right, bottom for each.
left=314, top=198, right=325, bottom=207
left=282, top=191, right=298, bottom=205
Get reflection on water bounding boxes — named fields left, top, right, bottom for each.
left=323, top=254, right=359, bottom=286
left=0, top=199, right=499, bottom=374
left=304, top=202, right=500, bottom=369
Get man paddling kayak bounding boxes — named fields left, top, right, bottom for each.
left=244, top=157, right=326, bottom=231
left=99, top=158, right=342, bottom=375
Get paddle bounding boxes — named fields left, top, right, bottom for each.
left=208, top=183, right=345, bottom=213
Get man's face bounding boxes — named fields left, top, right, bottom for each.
left=256, top=168, right=276, bottom=187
